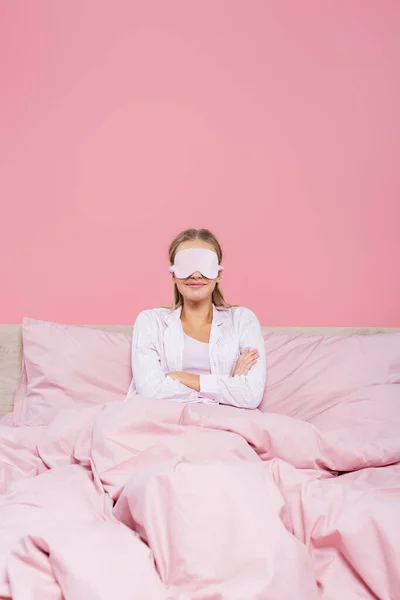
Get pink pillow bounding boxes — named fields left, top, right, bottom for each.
left=260, top=331, right=400, bottom=420
left=13, top=318, right=132, bottom=426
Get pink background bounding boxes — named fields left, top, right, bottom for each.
left=1, top=1, right=399, bottom=326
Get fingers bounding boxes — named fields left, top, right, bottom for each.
left=241, top=349, right=259, bottom=360
left=240, top=358, right=258, bottom=372
left=233, top=364, right=255, bottom=376
left=238, top=349, right=259, bottom=363
left=232, top=348, right=259, bottom=376
left=240, top=349, right=259, bottom=366
left=240, top=359, right=258, bottom=375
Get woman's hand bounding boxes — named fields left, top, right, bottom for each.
left=232, top=348, right=259, bottom=377
left=167, top=371, right=200, bottom=392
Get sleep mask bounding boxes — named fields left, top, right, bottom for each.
left=169, top=248, right=224, bottom=279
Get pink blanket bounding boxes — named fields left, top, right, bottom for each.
left=0, top=397, right=399, bottom=599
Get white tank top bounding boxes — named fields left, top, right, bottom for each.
left=182, top=334, right=211, bottom=375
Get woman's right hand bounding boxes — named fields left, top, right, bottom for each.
left=232, top=348, right=259, bottom=376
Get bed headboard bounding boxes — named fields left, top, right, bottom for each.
left=1, top=324, right=399, bottom=418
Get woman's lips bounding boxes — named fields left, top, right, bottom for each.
left=186, top=283, right=205, bottom=288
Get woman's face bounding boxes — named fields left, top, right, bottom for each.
left=172, top=240, right=221, bottom=304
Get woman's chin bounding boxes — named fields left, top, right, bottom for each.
left=182, top=290, right=210, bottom=302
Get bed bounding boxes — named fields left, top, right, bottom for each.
left=0, top=322, right=399, bottom=600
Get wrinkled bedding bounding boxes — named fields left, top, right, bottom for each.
left=0, top=397, right=399, bottom=600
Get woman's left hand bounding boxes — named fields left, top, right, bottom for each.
left=167, top=371, right=200, bottom=392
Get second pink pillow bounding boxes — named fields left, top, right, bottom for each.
left=13, top=318, right=132, bottom=426
left=260, top=331, right=400, bottom=420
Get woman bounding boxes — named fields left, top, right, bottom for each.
left=129, top=228, right=266, bottom=409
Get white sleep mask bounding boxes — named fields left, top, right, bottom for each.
left=169, top=248, right=224, bottom=279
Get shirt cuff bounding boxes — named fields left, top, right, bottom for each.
left=199, top=374, right=219, bottom=401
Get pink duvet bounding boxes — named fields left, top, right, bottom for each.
left=0, top=397, right=399, bottom=600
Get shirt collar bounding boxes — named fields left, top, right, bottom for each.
left=164, top=304, right=228, bottom=327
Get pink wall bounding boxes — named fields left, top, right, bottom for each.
left=1, top=1, right=399, bottom=326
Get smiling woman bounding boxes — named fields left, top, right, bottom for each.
left=128, top=228, right=266, bottom=409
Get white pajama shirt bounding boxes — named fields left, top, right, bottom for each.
left=128, top=304, right=266, bottom=409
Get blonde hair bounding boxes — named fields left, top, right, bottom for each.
left=168, top=228, right=231, bottom=310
